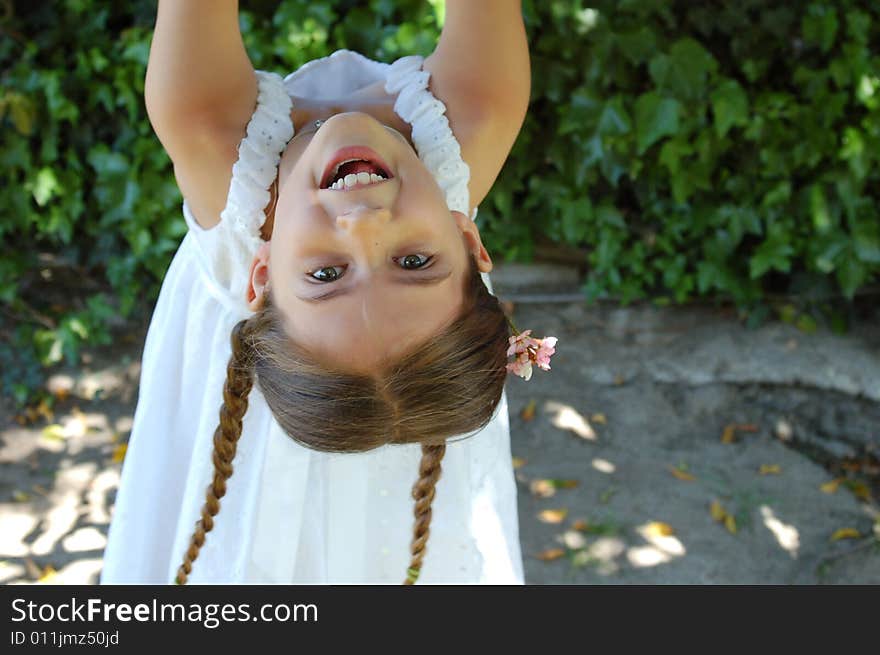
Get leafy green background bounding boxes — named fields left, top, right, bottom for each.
left=1, top=0, right=878, bottom=404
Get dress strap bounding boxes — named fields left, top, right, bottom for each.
left=221, top=70, right=295, bottom=251
left=183, top=70, right=294, bottom=313
left=384, top=56, right=471, bottom=216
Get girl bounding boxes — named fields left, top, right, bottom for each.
left=101, top=0, right=555, bottom=585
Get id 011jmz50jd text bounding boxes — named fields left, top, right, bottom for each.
left=11, top=630, right=120, bottom=648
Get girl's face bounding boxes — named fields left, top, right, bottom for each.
left=248, top=111, right=493, bottom=374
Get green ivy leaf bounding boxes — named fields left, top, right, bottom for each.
left=596, top=96, right=631, bottom=137
left=836, top=254, right=867, bottom=300
left=814, top=236, right=847, bottom=273
left=750, top=226, right=795, bottom=278
left=853, top=221, right=880, bottom=264
left=6, top=93, right=36, bottom=135
left=32, top=168, right=61, bottom=207
left=809, top=184, right=832, bottom=233
left=614, top=26, right=656, bottom=65
left=635, top=92, right=681, bottom=154
left=802, top=4, right=839, bottom=53
left=649, top=38, right=718, bottom=101
left=710, top=79, right=749, bottom=138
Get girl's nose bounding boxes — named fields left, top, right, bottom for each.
left=335, top=206, right=392, bottom=233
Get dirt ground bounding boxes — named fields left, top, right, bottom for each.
left=1, top=284, right=878, bottom=585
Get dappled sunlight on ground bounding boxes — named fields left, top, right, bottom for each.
left=0, top=357, right=138, bottom=585
left=545, top=401, right=597, bottom=441
left=627, top=521, right=687, bottom=568
left=591, top=458, right=616, bottom=474
left=760, top=505, right=800, bottom=558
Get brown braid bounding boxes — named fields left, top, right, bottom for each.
left=403, top=443, right=447, bottom=584
left=175, top=318, right=256, bottom=584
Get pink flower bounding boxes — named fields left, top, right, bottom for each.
left=534, top=336, right=557, bottom=371
left=505, top=331, right=558, bottom=380
left=506, top=330, right=534, bottom=357
left=506, top=354, right=533, bottom=381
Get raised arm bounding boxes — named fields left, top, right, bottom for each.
left=423, top=0, right=531, bottom=210
left=144, top=0, right=259, bottom=229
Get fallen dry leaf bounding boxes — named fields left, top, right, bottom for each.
left=709, top=500, right=738, bottom=534
left=590, top=413, right=607, bottom=425
left=534, top=548, right=565, bottom=562
left=571, top=519, right=589, bottom=532
left=721, top=423, right=759, bottom=444
left=111, top=443, right=128, bottom=464
left=759, top=464, right=781, bottom=475
left=724, top=514, right=737, bottom=534
left=613, top=374, right=625, bottom=385
left=538, top=508, right=569, bottom=524
left=842, top=479, right=872, bottom=502
left=644, top=521, right=675, bottom=537
left=820, top=478, right=843, bottom=494
left=830, top=528, right=861, bottom=542
left=511, top=457, right=526, bottom=469
left=529, top=479, right=579, bottom=498
left=35, top=399, right=54, bottom=423
left=37, top=565, right=57, bottom=584
left=529, top=479, right=556, bottom=499
left=721, top=424, right=737, bottom=444
left=520, top=399, right=537, bottom=422
left=669, top=466, right=696, bottom=482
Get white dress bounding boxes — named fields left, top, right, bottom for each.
left=100, top=50, right=524, bottom=584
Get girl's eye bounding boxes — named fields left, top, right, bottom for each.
left=397, top=254, right=432, bottom=270
left=309, top=265, right=345, bottom=282
left=308, top=254, right=433, bottom=282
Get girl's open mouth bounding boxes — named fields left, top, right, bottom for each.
left=320, top=146, right=394, bottom=190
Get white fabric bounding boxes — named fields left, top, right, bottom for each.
left=100, top=49, right=524, bottom=584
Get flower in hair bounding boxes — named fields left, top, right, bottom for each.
left=504, top=319, right=558, bottom=381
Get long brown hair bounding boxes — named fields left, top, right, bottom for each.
left=175, top=253, right=511, bottom=584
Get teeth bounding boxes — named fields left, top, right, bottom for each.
left=329, top=172, right=387, bottom=190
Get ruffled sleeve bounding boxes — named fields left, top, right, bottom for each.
left=384, top=56, right=471, bottom=217
left=182, top=70, right=294, bottom=314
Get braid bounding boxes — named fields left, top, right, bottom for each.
left=175, top=318, right=256, bottom=584
left=403, top=443, right=446, bottom=585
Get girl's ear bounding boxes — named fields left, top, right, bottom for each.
left=453, top=211, right=493, bottom=273
left=246, top=241, right=272, bottom=312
